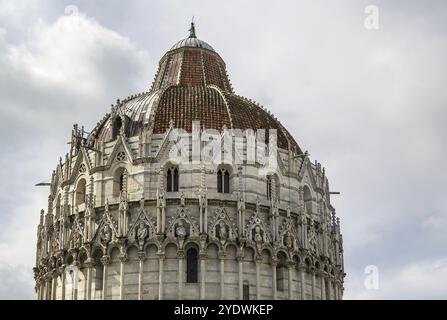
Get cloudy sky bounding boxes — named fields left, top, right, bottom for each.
left=0, top=0, right=446, bottom=299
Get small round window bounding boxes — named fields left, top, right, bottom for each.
left=116, top=151, right=126, bottom=161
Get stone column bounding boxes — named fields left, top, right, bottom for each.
left=52, top=271, right=58, bottom=300
left=219, top=254, right=225, bottom=299
left=327, top=277, right=332, bottom=300
left=271, top=259, right=277, bottom=300
left=237, top=256, right=243, bottom=300
left=100, top=255, right=110, bottom=300
left=73, top=261, right=79, bottom=300
left=320, top=273, right=326, bottom=300
left=36, top=281, right=41, bottom=300
left=138, top=252, right=146, bottom=300
left=334, top=280, right=340, bottom=300
left=45, top=275, right=50, bottom=300
left=255, top=257, right=261, bottom=300
left=40, top=280, right=45, bottom=300
left=85, top=258, right=93, bottom=300
left=200, top=255, right=206, bottom=300
left=287, top=263, right=293, bottom=300
left=60, top=265, right=66, bottom=300
left=311, top=270, right=316, bottom=299
left=158, top=254, right=164, bottom=300
left=119, top=253, right=127, bottom=300
left=299, top=266, right=306, bottom=300
left=41, top=278, right=46, bottom=300
left=177, top=252, right=184, bottom=300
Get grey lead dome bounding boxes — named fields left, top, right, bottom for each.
left=170, top=21, right=215, bottom=52
left=170, top=37, right=215, bottom=52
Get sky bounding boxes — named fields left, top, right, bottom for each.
left=0, top=0, right=446, bottom=299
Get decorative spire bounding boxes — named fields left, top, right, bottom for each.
left=189, top=19, right=196, bottom=38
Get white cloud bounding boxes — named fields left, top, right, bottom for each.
left=345, top=258, right=447, bottom=299
left=0, top=6, right=152, bottom=298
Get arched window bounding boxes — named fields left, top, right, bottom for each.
left=166, top=167, right=179, bottom=192
left=303, top=186, right=312, bottom=214
left=217, top=168, right=230, bottom=193
left=186, top=248, right=198, bottom=283
left=112, top=116, right=122, bottom=140
left=93, top=251, right=103, bottom=292
left=243, top=281, right=250, bottom=300
left=113, top=168, right=128, bottom=197
left=276, top=253, right=287, bottom=291
left=266, top=176, right=273, bottom=200
left=75, top=179, right=87, bottom=205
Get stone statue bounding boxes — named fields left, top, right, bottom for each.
left=217, top=220, right=228, bottom=244
left=74, top=232, right=82, bottom=248
left=100, top=224, right=112, bottom=245
left=176, top=220, right=186, bottom=237
left=284, top=231, right=293, bottom=249
left=254, top=225, right=263, bottom=244
left=180, top=192, right=186, bottom=207
left=137, top=221, right=148, bottom=241
left=308, top=222, right=318, bottom=254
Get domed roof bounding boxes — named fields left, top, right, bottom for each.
left=170, top=22, right=214, bottom=52
left=87, top=23, right=302, bottom=153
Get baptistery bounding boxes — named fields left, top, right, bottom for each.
left=34, top=23, right=345, bottom=300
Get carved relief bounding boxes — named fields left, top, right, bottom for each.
left=208, top=207, right=238, bottom=246
left=128, top=197, right=156, bottom=250
left=166, top=206, right=200, bottom=248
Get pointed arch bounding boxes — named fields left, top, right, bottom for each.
left=75, top=178, right=87, bottom=206
left=113, top=167, right=128, bottom=197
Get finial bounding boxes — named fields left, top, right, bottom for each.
left=189, top=18, right=196, bottom=38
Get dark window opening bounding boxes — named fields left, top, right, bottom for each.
left=186, top=248, right=198, bottom=283
left=112, top=116, right=122, bottom=140
left=94, top=264, right=103, bottom=290
left=114, top=168, right=128, bottom=197
left=303, top=186, right=312, bottom=214
left=119, top=173, right=125, bottom=193
left=224, top=170, right=229, bottom=193
left=217, top=168, right=229, bottom=194
left=276, top=254, right=287, bottom=291
left=217, top=170, right=222, bottom=193
left=267, top=177, right=272, bottom=200
left=243, top=282, right=250, bottom=300
left=75, top=179, right=86, bottom=205
left=167, top=167, right=179, bottom=192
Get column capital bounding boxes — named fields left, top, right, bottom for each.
left=119, top=253, right=128, bottom=263
left=138, top=251, right=147, bottom=261
left=317, top=270, right=328, bottom=277
left=100, top=255, right=111, bottom=266
left=51, top=269, right=59, bottom=279
left=84, top=258, right=94, bottom=268
left=296, top=262, right=306, bottom=271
